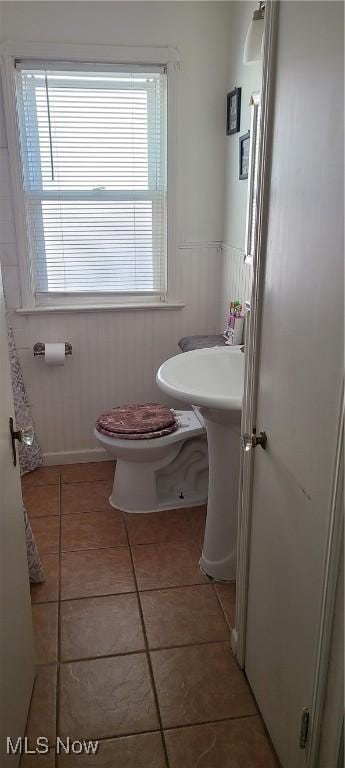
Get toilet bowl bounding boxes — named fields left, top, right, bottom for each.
left=94, top=407, right=208, bottom=513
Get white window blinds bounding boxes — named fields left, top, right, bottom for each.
left=15, top=61, right=167, bottom=297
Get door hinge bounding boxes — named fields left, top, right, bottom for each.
left=299, top=708, right=310, bottom=749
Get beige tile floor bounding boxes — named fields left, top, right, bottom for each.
left=22, top=462, right=280, bottom=768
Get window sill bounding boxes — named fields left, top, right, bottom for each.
left=16, top=301, right=185, bottom=315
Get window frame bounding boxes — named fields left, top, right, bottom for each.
left=1, top=42, right=178, bottom=310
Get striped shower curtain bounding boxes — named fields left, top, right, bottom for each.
left=7, top=321, right=44, bottom=583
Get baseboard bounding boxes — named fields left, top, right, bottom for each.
left=43, top=448, right=109, bottom=466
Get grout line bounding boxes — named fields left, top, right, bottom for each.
left=58, top=538, right=203, bottom=554
left=44, top=728, right=158, bottom=751
left=123, top=520, right=170, bottom=768
left=59, top=471, right=115, bottom=486
left=162, top=712, right=259, bottom=733
left=60, top=480, right=114, bottom=486
left=60, top=509, right=123, bottom=519
left=60, top=508, right=118, bottom=515
left=60, top=544, right=129, bottom=554
left=61, top=484, right=115, bottom=488
left=212, top=583, right=236, bottom=633
left=56, top=637, right=233, bottom=666
left=22, top=482, right=60, bottom=489
left=59, top=589, right=137, bottom=602
left=31, top=508, right=115, bottom=519
left=60, top=543, right=131, bottom=555
left=35, top=581, right=215, bottom=607
left=136, top=582, right=212, bottom=594
left=20, top=671, right=38, bottom=767
left=126, top=536, right=206, bottom=548
left=39, top=584, right=214, bottom=605
left=32, top=567, right=233, bottom=607
left=41, top=713, right=260, bottom=747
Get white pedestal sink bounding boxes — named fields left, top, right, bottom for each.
left=156, top=346, right=244, bottom=581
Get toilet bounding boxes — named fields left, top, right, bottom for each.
left=94, top=403, right=208, bottom=513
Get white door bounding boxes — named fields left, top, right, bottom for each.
left=245, top=3, right=344, bottom=768
left=0, top=268, right=35, bottom=765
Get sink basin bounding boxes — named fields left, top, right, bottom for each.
left=157, top=346, right=244, bottom=411
left=156, top=346, right=245, bottom=581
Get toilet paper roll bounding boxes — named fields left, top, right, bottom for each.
left=44, top=342, right=66, bottom=366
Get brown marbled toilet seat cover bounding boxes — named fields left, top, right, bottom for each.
left=96, top=423, right=179, bottom=440
left=95, top=403, right=178, bottom=439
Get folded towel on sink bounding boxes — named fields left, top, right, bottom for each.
left=178, top=335, right=227, bottom=353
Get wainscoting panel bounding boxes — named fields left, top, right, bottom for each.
left=219, top=244, right=253, bottom=329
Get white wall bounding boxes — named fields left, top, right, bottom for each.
left=219, top=1, right=262, bottom=327
left=223, top=1, right=262, bottom=251
left=0, top=1, right=232, bottom=461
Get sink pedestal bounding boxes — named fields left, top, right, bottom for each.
left=156, top=347, right=245, bottom=582
left=199, top=408, right=241, bottom=581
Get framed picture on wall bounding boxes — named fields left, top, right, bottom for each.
left=239, top=131, right=250, bottom=180
left=226, top=87, right=241, bottom=135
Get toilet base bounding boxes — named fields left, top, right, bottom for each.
left=109, top=491, right=208, bottom=515
left=109, top=436, right=209, bottom=513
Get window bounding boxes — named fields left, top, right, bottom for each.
left=13, top=59, right=168, bottom=304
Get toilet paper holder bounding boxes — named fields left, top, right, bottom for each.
left=33, top=342, right=72, bottom=357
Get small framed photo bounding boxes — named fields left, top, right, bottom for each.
left=239, top=131, right=250, bottom=180
left=226, top=87, right=241, bottom=135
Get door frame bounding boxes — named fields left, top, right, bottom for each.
left=307, top=389, right=344, bottom=766
left=234, top=1, right=344, bottom=765
left=233, top=0, right=280, bottom=666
